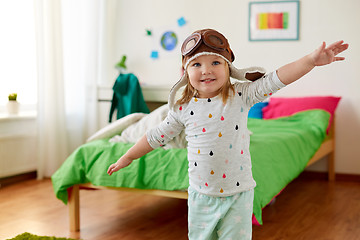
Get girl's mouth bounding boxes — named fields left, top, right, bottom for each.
left=200, top=78, right=215, bottom=83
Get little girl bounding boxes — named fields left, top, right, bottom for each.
left=107, top=29, right=348, bottom=239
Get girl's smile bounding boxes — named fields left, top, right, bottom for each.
left=200, top=78, right=215, bottom=83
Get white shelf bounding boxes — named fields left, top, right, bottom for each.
left=0, top=111, right=37, bottom=122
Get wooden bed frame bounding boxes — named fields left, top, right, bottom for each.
left=68, top=118, right=336, bottom=232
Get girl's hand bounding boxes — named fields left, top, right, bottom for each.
left=107, top=135, right=154, bottom=176
left=310, top=40, right=349, bottom=67
left=107, top=157, right=133, bottom=176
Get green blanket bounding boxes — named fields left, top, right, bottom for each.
left=52, top=110, right=330, bottom=225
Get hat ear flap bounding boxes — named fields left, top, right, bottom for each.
left=245, top=71, right=265, bottom=81
left=229, top=65, right=266, bottom=81
left=168, top=74, right=188, bottom=109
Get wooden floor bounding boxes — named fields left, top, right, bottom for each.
left=0, top=174, right=359, bottom=240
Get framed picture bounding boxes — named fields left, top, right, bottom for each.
left=249, top=1, right=300, bottom=41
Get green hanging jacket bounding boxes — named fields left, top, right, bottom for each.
left=109, top=73, right=150, bottom=122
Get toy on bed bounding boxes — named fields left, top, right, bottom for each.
left=51, top=96, right=340, bottom=231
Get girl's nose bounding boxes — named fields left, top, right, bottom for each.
left=202, top=64, right=212, bottom=75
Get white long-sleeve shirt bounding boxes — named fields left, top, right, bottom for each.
left=147, top=71, right=286, bottom=197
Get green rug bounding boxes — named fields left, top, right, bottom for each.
left=7, top=232, right=79, bottom=240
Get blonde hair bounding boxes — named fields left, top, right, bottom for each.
left=176, top=66, right=235, bottom=105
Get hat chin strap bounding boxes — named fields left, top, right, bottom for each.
left=168, top=52, right=266, bottom=109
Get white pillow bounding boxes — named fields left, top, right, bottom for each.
left=110, top=104, right=169, bottom=144
left=86, top=112, right=147, bottom=142
left=110, top=104, right=187, bottom=149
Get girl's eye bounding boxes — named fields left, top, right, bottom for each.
left=192, top=63, right=201, bottom=67
left=213, top=61, right=220, bottom=65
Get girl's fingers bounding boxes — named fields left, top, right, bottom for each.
left=334, top=57, right=345, bottom=61
left=336, top=43, right=349, bottom=55
left=326, top=40, right=344, bottom=50
left=107, top=164, right=116, bottom=175
left=317, top=42, right=326, bottom=52
left=327, top=40, right=348, bottom=55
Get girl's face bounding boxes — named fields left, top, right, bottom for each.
left=186, top=55, right=230, bottom=99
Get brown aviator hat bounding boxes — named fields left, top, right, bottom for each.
left=168, top=29, right=266, bottom=108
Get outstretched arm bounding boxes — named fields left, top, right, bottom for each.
left=277, top=40, right=349, bottom=85
left=107, top=135, right=153, bottom=175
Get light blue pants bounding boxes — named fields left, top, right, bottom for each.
left=188, top=187, right=254, bottom=240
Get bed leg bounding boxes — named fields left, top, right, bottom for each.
left=69, top=184, right=80, bottom=231
left=328, top=117, right=336, bottom=181
left=328, top=153, right=335, bottom=181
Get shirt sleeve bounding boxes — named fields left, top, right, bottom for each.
left=146, top=109, right=185, bottom=149
left=235, top=71, right=286, bottom=107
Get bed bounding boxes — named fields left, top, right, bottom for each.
left=51, top=96, right=340, bottom=232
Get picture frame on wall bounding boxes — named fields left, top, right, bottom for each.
left=249, top=1, right=300, bottom=41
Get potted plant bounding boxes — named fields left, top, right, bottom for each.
left=7, top=93, right=19, bottom=114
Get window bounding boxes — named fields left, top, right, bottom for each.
left=0, top=0, right=37, bottom=109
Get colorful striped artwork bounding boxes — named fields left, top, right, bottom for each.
left=257, top=12, right=289, bottom=29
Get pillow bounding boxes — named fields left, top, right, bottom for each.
left=86, top=112, right=147, bottom=142
left=110, top=104, right=169, bottom=144
left=262, top=96, right=341, bottom=133
left=248, top=102, right=269, bottom=119
left=110, top=104, right=187, bottom=149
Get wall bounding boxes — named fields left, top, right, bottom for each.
left=110, top=0, right=359, bottom=175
